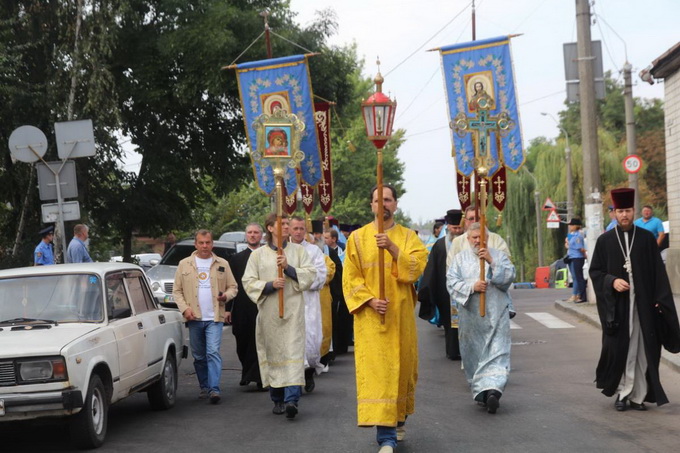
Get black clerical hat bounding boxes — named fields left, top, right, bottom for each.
left=339, top=223, right=351, bottom=232
left=311, top=220, right=324, bottom=234
left=445, top=209, right=462, bottom=225
left=611, top=188, right=635, bottom=210
left=38, top=226, right=55, bottom=237
left=568, top=218, right=582, bottom=226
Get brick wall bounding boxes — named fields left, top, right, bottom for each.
left=663, top=72, right=680, bottom=295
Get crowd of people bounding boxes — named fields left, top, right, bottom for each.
left=29, top=187, right=680, bottom=453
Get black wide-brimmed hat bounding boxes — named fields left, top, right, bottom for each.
left=568, top=218, right=582, bottom=226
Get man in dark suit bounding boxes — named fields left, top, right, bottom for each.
left=227, top=223, right=264, bottom=389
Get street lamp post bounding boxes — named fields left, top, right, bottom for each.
left=362, top=59, right=397, bottom=325
left=541, top=112, right=574, bottom=222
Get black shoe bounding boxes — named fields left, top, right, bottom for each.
left=285, top=402, right=298, bottom=420
left=486, top=391, right=501, bottom=414
left=239, top=380, right=248, bottom=386
left=509, top=311, right=517, bottom=319
left=272, top=401, right=285, bottom=415
left=256, top=381, right=265, bottom=391
left=615, top=397, right=627, bottom=411
left=629, top=401, right=647, bottom=411
left=304, top=368, right=315, bottom=393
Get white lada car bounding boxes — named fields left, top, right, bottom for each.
left=0, top=262, right=187, bottom=449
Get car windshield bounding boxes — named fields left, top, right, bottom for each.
left=0, top=274, right=104, bottom=323
left=160, top=243, right=233, bottom=265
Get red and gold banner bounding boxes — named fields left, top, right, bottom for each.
left=300, top=182, right=314, bottom=215
left=282, top=185, right=297, bottom=215
left=491, top=166, right=507, bottom=212
left=457, top=172, right=472, bottom=211
left=314, top=102, right=333, bottom=213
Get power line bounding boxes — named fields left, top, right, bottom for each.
left=384, top=2, right=472, bottom=77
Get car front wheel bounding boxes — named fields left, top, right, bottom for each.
left=70, top=374, right=108, bottom=449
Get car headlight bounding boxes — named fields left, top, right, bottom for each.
left=18, top=357, right=68, bottom=383
left=151, top=281, right=161, bottom=292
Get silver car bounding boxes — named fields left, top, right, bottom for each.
left=146, top=239, right=237, bottom=304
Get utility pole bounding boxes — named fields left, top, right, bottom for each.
left=575, top=0, right=602, bottom=304
left=623, top=62, right=640, bottom=213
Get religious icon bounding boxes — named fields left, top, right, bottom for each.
left=465, top=72, right=495, bottom=112
left=262, top=92, right=291, bottom=115
left=264, top=126, right=292, bottom=157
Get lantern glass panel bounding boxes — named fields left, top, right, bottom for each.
left=363, top=105, right=375, bottom=136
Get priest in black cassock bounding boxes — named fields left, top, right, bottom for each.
left=227, top=223, right=265, bottom=389
left=589, top=188, right=680, bottom=411
left=323, top=226, right=353, bottom=355
left=418, top=209, right=464, bottom=360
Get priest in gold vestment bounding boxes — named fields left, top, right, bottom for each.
left=343, top=185, right=427, bottom=453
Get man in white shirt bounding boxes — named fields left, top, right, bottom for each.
left=173, top=230, right=237, bottom=404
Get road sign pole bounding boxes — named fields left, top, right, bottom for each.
left=54, top=171, right=67, bottom=263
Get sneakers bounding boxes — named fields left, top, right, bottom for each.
left=285, top=402, right=298, bottom=420
left=272, top=401, right=285, bottom=415
left=198, top=388, right=209, bottom=399
left=209, top=391, right=221, bottom=404
left=378, top=447, right=394, bottom=453
left=396, top=426, right=406, bottom=442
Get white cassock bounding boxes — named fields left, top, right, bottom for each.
left=300, top=240, right=327, bottom=370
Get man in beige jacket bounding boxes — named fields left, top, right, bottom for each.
left=173, top=230, right=237, bottom=404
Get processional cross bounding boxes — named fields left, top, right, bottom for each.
left=450, top=91, right=513, bottom=317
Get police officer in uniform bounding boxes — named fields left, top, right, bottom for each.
left=34, top=226, right=55, bottom=265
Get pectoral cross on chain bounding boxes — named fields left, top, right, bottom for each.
left=624, top=257, right=632, bottom=275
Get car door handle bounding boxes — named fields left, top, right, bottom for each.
left=158, top=314, right=166, bottom=324
left=137, top=322, right=144, bottom=330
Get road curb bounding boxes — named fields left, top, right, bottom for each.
left=555, top=300, right=680, bottom=374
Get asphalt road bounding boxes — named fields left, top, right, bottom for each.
left=2, top=288, right=680, bottom=452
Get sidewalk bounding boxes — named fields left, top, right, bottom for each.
left=555, top=298, right=680, bottom=373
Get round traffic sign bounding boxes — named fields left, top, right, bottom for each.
left=623, top=155, right=642, bottom=174
left=8, top=125, right=48, bottom=163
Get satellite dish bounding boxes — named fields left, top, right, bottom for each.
left=8, top=126, right=48, bottom=163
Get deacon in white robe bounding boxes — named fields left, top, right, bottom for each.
left=289, top=217, right=328, bottom=391
left=446, top=223, right=515, bottom=414
left=242, top=214, right=316, bottom=418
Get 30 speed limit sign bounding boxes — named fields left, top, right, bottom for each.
left=623, top=155, right=642, bottom=174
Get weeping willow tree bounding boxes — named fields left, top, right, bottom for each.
left=505, top=129, right=629, bottom=281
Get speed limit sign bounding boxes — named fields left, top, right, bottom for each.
left=623, top=155, right=642, bottom=174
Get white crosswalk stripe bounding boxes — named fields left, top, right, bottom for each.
left=524, top=312, right=575, bottom=329
left=510, top=320, right=522, bottom=329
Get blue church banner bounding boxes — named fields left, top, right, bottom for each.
left=440, top=36, right=524, bottom=177
left=236, top=55, right=322, bottom=195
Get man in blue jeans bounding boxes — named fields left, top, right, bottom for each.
left=565, top=218, right=587, bottom=303
left=173, top=230, right=238, bottom=404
